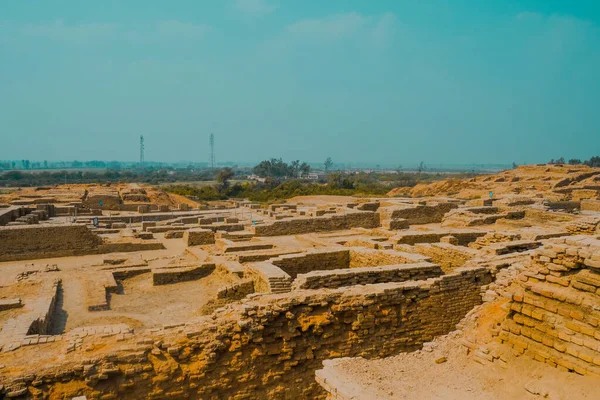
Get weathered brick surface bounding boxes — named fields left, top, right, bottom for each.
left=378, top=202, right=458, bottom=225
left=499, top=236, right=600, bottom=376
left=184, top=228, right=215, bottom=246
left=0, top=268, right=491, bottom=399
left=292, top=262, right=443, bottom=290
left=252, top=211, right=380, bottom=236
left=152, top=264, right=216, bottom=285
left=0, top=225, right=102, bottom=262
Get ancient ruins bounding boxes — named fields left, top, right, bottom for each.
left=1, top=164, right=600, bottom=399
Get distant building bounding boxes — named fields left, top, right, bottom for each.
left=303, top=173, right=320, bottom=181
left=247, top=174, right=266, bottom=183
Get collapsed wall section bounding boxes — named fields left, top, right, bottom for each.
left=0, top=267, right=492, bottom=399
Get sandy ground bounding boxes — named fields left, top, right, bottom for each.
left=318, top=337, right=598, bottom=400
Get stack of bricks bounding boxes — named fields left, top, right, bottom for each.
left=499, top=235, right=600, bottom=376
left=469, top=232, right=521, bottom=249
left=565, top=217, right=600, bottom=235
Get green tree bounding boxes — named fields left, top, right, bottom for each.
left=324, top=157, right=333, bottom=173
left=216, top=167, right=235, bottom=192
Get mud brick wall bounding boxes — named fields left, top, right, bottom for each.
left=499, top=236, right=600, bottom=376
left=348, top=248, right=427, bottom=268
left=216, top=279, right=255, bottom=300
left=244, top=262, right=292, bottom=293
left=469, top=232, right=521, bottom=249
left=0, top=206, right=26, bottom=226
left=185, top=228, right=216, bottom=246
left=292, top=262, right=443, bottom=290
left=566, top=217, right=600, bottom=234
left=377, top=202, right=458, bottom=225
left=0, top=268, right=492, bottom=399
left=27, top=280, right=61, bottom=336
left=96, top=240, right=164, bottom=253
left=410, top=243, right=478, bottom=273
left=581, top=199, right=600, bottom=212
left=252, top=211, right=380, bottom=236
left=272, top=250, right=350, bottom=279
left=394, top=231, right=486, bottom=246
left=152, top=264, right=216, bottom=285
left=0, top=225, right=103, bottom=262
left=441, top=209, right=525, bottom=227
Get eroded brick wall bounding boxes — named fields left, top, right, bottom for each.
left=499, top=236, right=600, bottom=376
left=1, top=268, right=492, bottom=399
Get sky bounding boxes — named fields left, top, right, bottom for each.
left=1, top=0, right=599, bottom=166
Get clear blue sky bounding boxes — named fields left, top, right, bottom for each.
left=1, top=0, right=599, bottom=165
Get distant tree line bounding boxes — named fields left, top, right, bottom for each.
left=0, top=167, right=241, bottom=187
left=252, top=158, right=311, bottom=179
left=549, top=156, right=600, bottom=167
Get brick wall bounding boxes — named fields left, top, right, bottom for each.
left=499, top=236, right=600, bottom=376
left=292, top=262, right=443, bottom=290
left=0, top=225, right=103, bottom=262
left=272, top=249, right=350, bottom=278
left=252, top=211, right=380, bottom=236
left=0, top=267, right=492, bottom=399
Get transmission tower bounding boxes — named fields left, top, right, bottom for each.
left=140, top=135, right=145, bottom=169
left=209, top=134, right=215, bottom=169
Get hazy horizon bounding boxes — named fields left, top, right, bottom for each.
left=1, top=1, right=599, bottom=165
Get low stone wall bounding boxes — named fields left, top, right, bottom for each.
left=499, top=236, right=600, bottom=376
left=252, top=211, right=380, bottom=236
left=185, top=228, right=215, bottom=246
left=292, top=262, right=443, bottom=290
left=0, top=225, right=103, bottom=262
left=152, top=264, right=216, bottom=285
left=0, top=268, right=492, bottom=399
